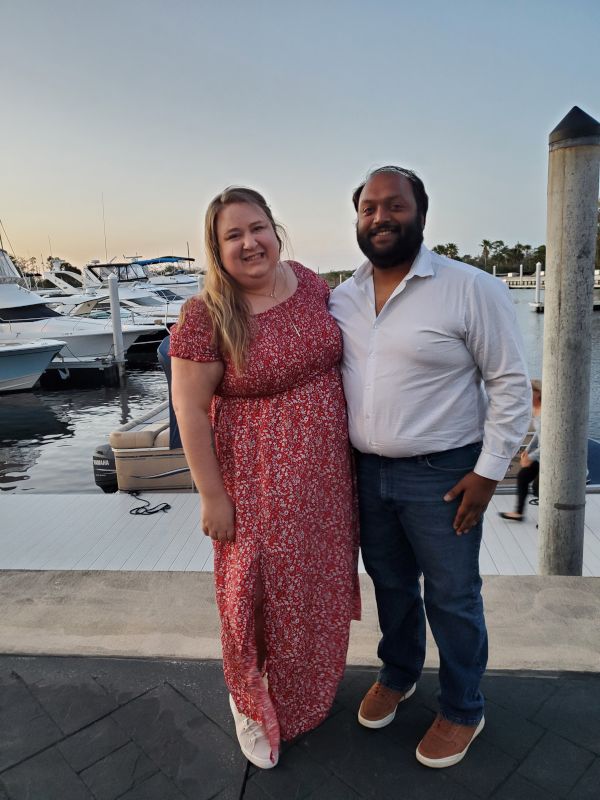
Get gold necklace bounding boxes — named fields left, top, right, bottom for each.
left=245, top=263, right=301, bottom=337
left=243, top=262, right=280, bottom=299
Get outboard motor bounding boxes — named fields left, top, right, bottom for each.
left=93, top=442, right=118, bottom=493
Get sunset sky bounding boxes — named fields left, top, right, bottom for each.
left=3, top=0, right=599, bottom=272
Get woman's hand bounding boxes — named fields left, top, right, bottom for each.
left=201, top=491, right=236, bottom=542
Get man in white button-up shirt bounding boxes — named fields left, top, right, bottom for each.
left=329, top=166, right=531, bottom=768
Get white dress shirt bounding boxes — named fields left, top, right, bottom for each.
left=329, top=245, right=531, bottom=481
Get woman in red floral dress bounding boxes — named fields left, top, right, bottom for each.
left=170, top=187, right=360, bottom=769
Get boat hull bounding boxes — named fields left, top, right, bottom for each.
left=0, top=339, right=65, bottom=393
left=4, top=320, right=157, bottom=361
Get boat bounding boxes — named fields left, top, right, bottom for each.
left=42, top=256, right=204, bottom=301
left=136, top=257, right=202, bottom=297
left=93, top=335, right=191, bottom=492
left=0, top=282, right=162, bottom=368
left=0, top=336, right=65, bottom=392
left=48, top=285, right=184, bottom=327
left=2, top=249, right=165, bottom=367
left=94, top=399, right=192, bottom=493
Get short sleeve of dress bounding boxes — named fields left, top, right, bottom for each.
left=168, top=297, right=221, bottom=363
left=295, top=262, right=330, bottom=302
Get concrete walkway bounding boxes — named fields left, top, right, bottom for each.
left=0, top=573, right=599, bottom=671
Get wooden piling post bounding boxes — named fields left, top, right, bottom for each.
left=538, top=106, right=600, bottom=575
left=108, top=274, right=127, bottom=386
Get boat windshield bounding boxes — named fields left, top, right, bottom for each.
left=126, top=296, right=163, bottom=307
left=0, top=304, right=61, bottom=321
left=151, top=289, right=182, bottom=301
left=89, top=264, right=148, bottom=282
left=55, top=271, right=83, bottom=288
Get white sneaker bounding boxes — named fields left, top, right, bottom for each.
left=229, top=694, right=277, bottom=769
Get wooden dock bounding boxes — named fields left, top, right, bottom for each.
left=2, top=491, right=600, bottom=576
left=500, top=273, right=600, bottom=289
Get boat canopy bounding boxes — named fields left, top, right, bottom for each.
left=132, top=256, right=195, bottom=266
left=87, top=263, right=148, bottom=282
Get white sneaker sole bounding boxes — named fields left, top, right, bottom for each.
left=416, top=716, right=485, bottom=768
left=229, top=694, right=278, bottom=770
left=357, top=683, right=416, bottom=729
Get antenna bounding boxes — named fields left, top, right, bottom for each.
left=0, top=218, right=17, bottom=256
left=102, top=193, right=108, bottom=261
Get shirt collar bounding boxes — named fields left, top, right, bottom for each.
left=353, top=243, right=434, bottom=286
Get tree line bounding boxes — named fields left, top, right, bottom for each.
left=435, top=200, right=600, bottom=272
left=432, top=240, right=547, bottom=273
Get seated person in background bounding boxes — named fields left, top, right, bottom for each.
left=500, top=378, right=542, bottom=521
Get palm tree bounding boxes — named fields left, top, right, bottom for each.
left=433, top=243, right=460, bottom=259
left=491, top=240, right=505, bottom=262
left=480, top=240, right=493, bottom=272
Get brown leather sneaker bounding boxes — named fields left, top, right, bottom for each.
left=416, top=714, right=485, bottom=768
left=357, top=681, right=416, bottom=729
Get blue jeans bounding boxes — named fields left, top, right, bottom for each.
left=355, top=442, right=487, bottom=725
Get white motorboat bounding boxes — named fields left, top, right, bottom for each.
left=48, top=285, right=184, bottom=326
left=82, top=256, right=202, bottom=298
left=40, top=256, right=201, bottom=298
left=0, top=282, right=160, bottom=366
left=0, top=336, right=65, bottom=392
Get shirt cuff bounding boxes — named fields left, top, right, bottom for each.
left=474, top=452, right=511, bottom=482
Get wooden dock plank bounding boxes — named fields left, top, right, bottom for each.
left=1, top=494, right=92, bottom=565
left=93, top=498, right=178, bottom=570
left=39, top=496, right=133, bottom=570
left=72, top=498, right=157, bottom=570
left=138, top=498, right=199, bottom=571
left=121, top=494, right=198, bottom=571
left=184, top=536, right=214, bottom=572
left=171, top=530, right=209, bottom=571
left=8, top=496, right=116, bottom=570
left=2, top=492, right=600, bottom=576
left=75, top=493, right=180, bottom=570
left=484, top=499, right=536, bottom=574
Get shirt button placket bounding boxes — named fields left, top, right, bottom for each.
left=365, top=325, right=377, bottom=446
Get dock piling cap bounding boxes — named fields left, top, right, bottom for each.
left=549, top=106, right=600, bottom=145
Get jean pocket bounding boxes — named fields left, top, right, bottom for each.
left=423, top=443, right=482, bottom=473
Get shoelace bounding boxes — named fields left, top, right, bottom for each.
left=240, top=715, right=264, bottom=748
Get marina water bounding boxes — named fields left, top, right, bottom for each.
left=1, top=288, right=600, bottom=494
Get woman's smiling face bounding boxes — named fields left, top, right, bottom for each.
left=216, top=202, right=281, bottom=291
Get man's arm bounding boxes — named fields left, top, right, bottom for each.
left=446, top=273, right=531, bottom=534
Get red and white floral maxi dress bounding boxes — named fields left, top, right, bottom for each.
left=169, top=262, right=360, bottom=758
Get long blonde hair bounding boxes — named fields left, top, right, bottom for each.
left=201, top=187, right=284, bottom=372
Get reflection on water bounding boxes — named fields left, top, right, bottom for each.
left=0, top=367, right=168, bottom=493
left=0, top=287, right=599, bottom=493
